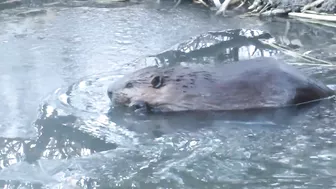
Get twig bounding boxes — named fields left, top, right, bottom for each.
left=258, top=2, right=270, bottom=14
left=248, top=0, right=261, bottom=10
left=288, top=12, right=336, bottom=22
left=287, top=62, right=336, bottom=67
left=258, top=39, right=335, bottom=65
left=234, top=0, right=246, bottom=10
left=172, top=0, right=181, bottom=9
left=302, top=0, right=324, bottom=12
left=294, top=17, right=336, bottom=34
left=260, top=8, right=290, bottom=17
left=215, top=0, right=233, bottom=15
left=253, top=4, right=264, bottom=13
left=193, top=0, right=209, bottom=7
left=303, top=10, right=331, bottom=15
left=284, top=20, right=290, bottom=36
left=294, top=17, right=336, bottom=28
left=212, top=0, right=221, bottom=8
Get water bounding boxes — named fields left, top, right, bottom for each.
left=1, top=2, right=336, bottom=189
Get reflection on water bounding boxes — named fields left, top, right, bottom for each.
left=1, top=3, right=336, bottom=189
left=0, top=3, right=251, bottom=139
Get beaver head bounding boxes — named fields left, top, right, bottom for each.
left=107, top=65, right=189, bottom=113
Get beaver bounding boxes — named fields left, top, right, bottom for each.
left=107, top=57, right=335, bottom=114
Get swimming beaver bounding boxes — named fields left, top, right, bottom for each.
left=107, top=57, right=335, bottom=113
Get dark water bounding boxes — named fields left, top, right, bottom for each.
left=1, top=2, right=336, bottom=189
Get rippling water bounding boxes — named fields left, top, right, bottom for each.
left=0, top=3, right=247, bottom=139
left=1, top=2, right=336, bottom=189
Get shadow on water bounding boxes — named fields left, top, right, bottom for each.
left=107, top=97, right=336, bottom=138
left=148, top=28, right=278, bottom=66
left=1, top=5, right=336, bottom=188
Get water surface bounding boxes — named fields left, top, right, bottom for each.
left=1, top=2, right=336, bottom=189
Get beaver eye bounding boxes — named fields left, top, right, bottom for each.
left=151, top=75, right=164, bottom=89
left=125, top=82, right=133, bottom=88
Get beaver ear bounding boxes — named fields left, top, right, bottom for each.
left=151, top=75, right=164, bottom=89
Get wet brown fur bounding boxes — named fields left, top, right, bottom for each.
left=107, top=57, right=334, bottom=113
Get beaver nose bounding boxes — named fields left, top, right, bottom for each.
left=107, top=90, right=113, bottom=99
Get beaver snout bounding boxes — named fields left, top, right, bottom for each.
left=107, top=83, right=116, bottom=100
left=107, top=90, right=113, bottom=100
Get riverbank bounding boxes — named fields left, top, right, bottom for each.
left=1, top=0, right=335, bottom=24
left=188, top=0, right=336, bottom=23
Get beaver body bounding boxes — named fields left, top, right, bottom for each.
left=107, top=57, right=334, bottom=113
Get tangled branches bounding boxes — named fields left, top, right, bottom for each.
left=189, top=0, right=336, bottom=21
